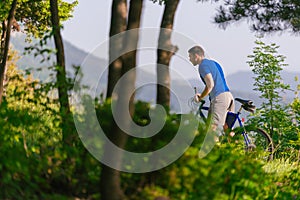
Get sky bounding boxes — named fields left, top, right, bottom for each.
left=62, top=0, right=300, bottom=79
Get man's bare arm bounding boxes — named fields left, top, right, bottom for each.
left=196, top=73, right=214, bottom=100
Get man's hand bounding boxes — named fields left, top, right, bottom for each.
left=194, top=93, right=202, bottom=103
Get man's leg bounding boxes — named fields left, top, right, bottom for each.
left=211, top=92, right=235, bottom=136
left=198, top=92, right=234, bottom=158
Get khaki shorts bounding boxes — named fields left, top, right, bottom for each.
left=209, top=92, right=235, bottom=127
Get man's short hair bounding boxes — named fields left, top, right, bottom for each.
left=188, top=45, right=205, bottom=57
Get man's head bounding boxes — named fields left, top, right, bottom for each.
left=188, top=45, right=205, bottom=66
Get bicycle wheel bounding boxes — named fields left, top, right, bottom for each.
left=245, top=127, right=274, bottom=160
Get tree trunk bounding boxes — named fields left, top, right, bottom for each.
left=0, top=0, right=17, bottom=105
left=106, top=0, right=127, bottom=99
left=100, top=1, right=143, bottom=200
left=156, top=0, right=180, bottom=107
left=49, top=0, right=73, bottom=145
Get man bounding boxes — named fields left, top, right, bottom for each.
left=188, top=45, right=234, bottom=132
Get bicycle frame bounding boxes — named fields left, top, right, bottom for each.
left=198, top=100, right=254, bottom=148
left=196, top=100, right=209, bottom=123
left=228, top=110, right=252, bottom=147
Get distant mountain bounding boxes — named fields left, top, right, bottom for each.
left=11, top=33, right=107, bottom=82
left=227, top=70, right=300, bottom=94
left=227, top=70, right=299, bottom=104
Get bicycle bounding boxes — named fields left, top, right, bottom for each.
left=189, top=88, right=274, bottom=160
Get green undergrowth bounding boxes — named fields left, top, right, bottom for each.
left=1, top=85, right=299, bottom=199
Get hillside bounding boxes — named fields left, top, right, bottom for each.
left=226, top=70, right=300, bottom=95
left=11, top=33, right=107, bottom=82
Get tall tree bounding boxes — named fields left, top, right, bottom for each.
left=0, top=0, right=76, bottom=104
left=0, top=0, right=17, bottom=104
left=214, top=0, right=300, bottom=33
left=100, top=1, right=144, bottom=200
left=156, top=0, right=180, bottom=107
left=49, top=0, right=73, bottom=145
left=106, top=0, right=127, bottom=99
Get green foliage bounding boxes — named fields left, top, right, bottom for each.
left=4, top=50, right=60, bottom=148
left=0, top=51, right=60, bottom=198
left=2, top=68, right=300, bottom=199
left=95, top=100, right=291, bottom=199
left=0, top=50, right=101, bottom=199
left=248, top=39, right=289, bottom=102
left=0, top=0, right=78, bottom=39
left=93, top=99, right=300, bottom=200
left=289, top=77, right=300, bottom=150
left=214, top=0, right=300, bottom=33
left=247, top=38, right=298, bottom=155
left=123, top=128, right=300, bottom=200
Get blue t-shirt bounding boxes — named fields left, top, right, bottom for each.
left=198, top=59, right=230, bottom=100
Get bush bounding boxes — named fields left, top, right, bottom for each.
left=114, top=102, right=300, bottom=200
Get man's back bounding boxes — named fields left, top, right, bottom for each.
left=198, top=59, right=230, bottom=100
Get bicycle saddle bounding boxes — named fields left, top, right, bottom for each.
left=235, top=98, right=256, bottom=113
